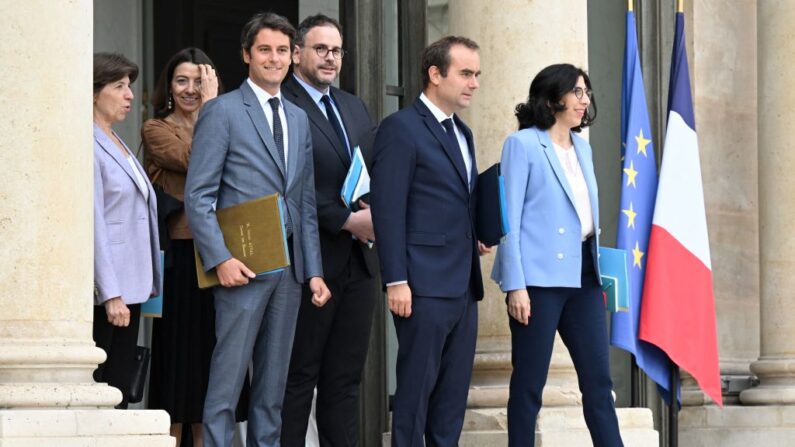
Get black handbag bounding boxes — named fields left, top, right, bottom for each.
left=128, top=345, right=150, bottom=404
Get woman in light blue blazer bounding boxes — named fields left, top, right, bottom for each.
left=93, top=53, right=160, bottom=408
left=492, top=64, right=623, bottom=447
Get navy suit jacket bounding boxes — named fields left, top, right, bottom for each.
left=371, top=98, right=483, bottom=300
left=281, top=76, right=379, bottom=279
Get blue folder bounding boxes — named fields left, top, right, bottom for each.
left=598, top=247, right=630, bottom=313
left=475, top=163, right=510, bottom=247
left=141, top=250, right=165, bottom=318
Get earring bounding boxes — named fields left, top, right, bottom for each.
left=167, top=95, right=173, bottom=110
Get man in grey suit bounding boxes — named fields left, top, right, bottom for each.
left=185, top=12, right=331, bottom=447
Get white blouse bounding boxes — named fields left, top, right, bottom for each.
left=126, top=155, right=150, bottom=202
left=553, top=142, right=594, bottom=241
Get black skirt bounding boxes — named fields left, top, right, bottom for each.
left=148, top=239, right=249, bottom=423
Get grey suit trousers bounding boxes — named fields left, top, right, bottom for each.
left=203, top=269, right=301, bottom=447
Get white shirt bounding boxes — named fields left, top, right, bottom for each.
left=247, top=78, right=289, bottom=166
left=125, top=155, right=149, bottom=202
left=419, top=93, right=472, bottom=185
left=553, top=142, right=594, bottom=241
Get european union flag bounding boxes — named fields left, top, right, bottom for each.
left=610, top=8, right=675, bottom=404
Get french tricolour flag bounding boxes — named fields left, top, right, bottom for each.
left=638, top=10, right=723, bottom=407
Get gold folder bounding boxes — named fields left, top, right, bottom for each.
left=194, top=193, right=290, bottom=289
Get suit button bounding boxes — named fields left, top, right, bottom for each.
left=558, top=227, right=565, bottom=235
left=598, top=227, right=602, bottom=236
left=466, top=232, right=472, bottom=239
left=557, top=253, right=564, bottom=260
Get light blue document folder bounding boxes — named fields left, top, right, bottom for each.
left=142, top=250, right=165, bottom=318
left=598, top=246, right=630, bottom=313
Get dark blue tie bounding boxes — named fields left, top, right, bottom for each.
left=320, top=94, right=350, bottom=156
left=268, top=97, right=292, bottom=236
left=268, top=97, right=286, bottom=170
left=442, top=118, right=469, bottom=186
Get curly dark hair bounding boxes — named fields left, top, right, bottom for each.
left=515, top=63, right=597, bottom=132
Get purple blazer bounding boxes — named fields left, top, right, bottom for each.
left=93, top=123, right=161, bottom=305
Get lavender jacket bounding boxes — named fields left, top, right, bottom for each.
left=93, top=123, right=161, bottom=305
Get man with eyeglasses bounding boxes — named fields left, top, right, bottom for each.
left=281, top=14, right=379, bottom=447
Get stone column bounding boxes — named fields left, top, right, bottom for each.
left=448, top=1, right=656, bottom=445
left=681, top=1, right=795, bottom=445
left=740, top=0, right=795, bottom=407
left=0, top=2, right=171, bottom=444
left=679, top=0, right=759, bottom=408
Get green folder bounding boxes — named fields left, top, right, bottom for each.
left=598, top=247, right=629, bottom=313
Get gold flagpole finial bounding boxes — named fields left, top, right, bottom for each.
left=678, top=0, right=684, bottom=13
left=628, top=0, right=633, bottom=12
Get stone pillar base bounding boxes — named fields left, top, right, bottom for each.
left=681, top=406, right=795, bottom=447
left=0, top=409, right=174, bottom=447
left=533, top=407, right=657, bottom=447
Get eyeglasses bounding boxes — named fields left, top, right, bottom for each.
left=305, top=44, right=345, bottom=60
left=572, top=87, right=593, bottom=100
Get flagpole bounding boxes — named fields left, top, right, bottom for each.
left=628, top=0, right=633, bottom=12
left=677, top=0, right=684, bottom=13
left=669, top=365, right=679, bottom=447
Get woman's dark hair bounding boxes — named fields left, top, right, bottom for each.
left=240, top=12, right=296, bottom=57
left=151, top=47, right=223, bottom=118
left=93, top=53, right=138, bottom=95
left=515, top=63, right=597, bottom=132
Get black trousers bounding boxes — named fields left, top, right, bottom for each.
left=281, top=248, right=378, bottom=447
left=507, top=242, right=623, bottom=447
left=93, top=302, right=141, bottom=409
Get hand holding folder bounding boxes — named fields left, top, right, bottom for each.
left=340, top=146, right=374, bottom=248
left=194, top=193, right=291, bottom=289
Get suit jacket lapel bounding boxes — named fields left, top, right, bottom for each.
left=93, top=124, right=144, bottom=196
left=241, top=81, right=286, bottom=181
left=284, top=79, right=351, bottom=167
left=538, top=128, right=577, bottom=209
left=285, top=101, right=301, bottom=189
left=455, top=114, right=477, bottom=193
left=415, top=101, right=469, bottom=190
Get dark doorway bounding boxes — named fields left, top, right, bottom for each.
left=152, top=0, right=299, bottom=88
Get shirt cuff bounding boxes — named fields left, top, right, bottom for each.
left=386, top=280, right=408, bottom=287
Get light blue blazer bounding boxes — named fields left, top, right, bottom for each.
left=93, top=124, right=161, bottom=305
left=491, top=126, right=601, bottom=292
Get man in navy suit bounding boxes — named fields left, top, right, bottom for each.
left=371, top=36, right=489, bottom=447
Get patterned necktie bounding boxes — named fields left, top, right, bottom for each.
left=268, top=97, right=292, bottom=236
left=320, top=94, right=350, bottom=156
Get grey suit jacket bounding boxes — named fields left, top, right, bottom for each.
left=185, top=80, right=322, bottom=283
left=93, top=123, right=161, bottom=305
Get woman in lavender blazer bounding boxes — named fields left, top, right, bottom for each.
left=92, top=52, right=161, bottom=408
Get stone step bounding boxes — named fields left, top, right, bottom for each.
left=384, top=407, right=658, bottom=446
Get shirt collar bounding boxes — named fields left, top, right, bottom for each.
left=247, top=78, right=283, bottom=107
left=293, top=74, right=329, bottom=107
left=420, top=92, right=454, bottom=124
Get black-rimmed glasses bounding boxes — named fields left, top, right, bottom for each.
left=305, top=44, right=345, bottom=60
